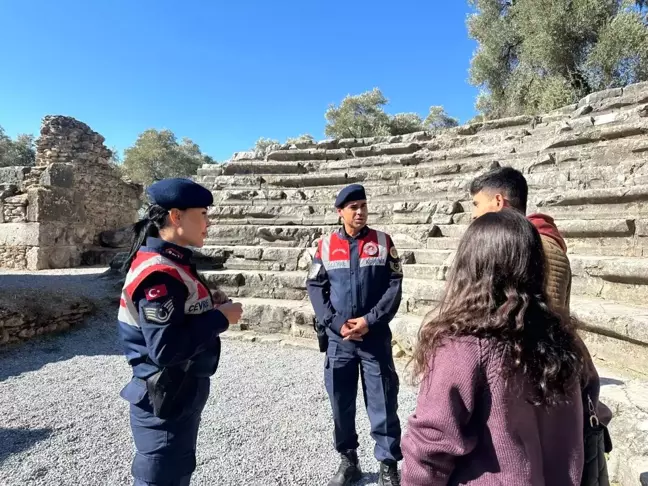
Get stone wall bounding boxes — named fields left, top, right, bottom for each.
left=0, top=296, right=94, bottom=346
left=0, top=116, right=141, bottom=270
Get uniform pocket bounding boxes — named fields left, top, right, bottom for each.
left=119, top=377, right=149, bottom=407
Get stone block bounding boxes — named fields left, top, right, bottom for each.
left=637, top=219, right=648, bottom=237
left=25, top=245, right=82, bottom=270
left=0, top=167, right=31, bottom=185
left=99, top=226, right=132, bottom=248
left=223, top=161, right=307, bottom=176
left=578, top=87, right=623, bottom=108
left=267, top=148, right=348, bottom=162
left=572, top=104, right=593, bottom=117
left=0, top=222, right=40, bottom=246
left=26, top=187, right=83, bottom=223
left=482, top=115, right=536, bottom=130
left=623, top=80, right=648, bottom=100
left=557, top=219, right=633, bottom=238
left=435, top=201, right=462, bottom=215
left=351, top=143, right=421, bottom=158
left=39, top=163, right=74, bottom=188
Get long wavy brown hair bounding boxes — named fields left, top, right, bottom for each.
left=411, top=209, right=584, bottom=407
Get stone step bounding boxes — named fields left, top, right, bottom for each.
left=206, top=200, right=457, bottom=226
left=200, top=269, right=447, bottom=308
left=426, top=234, right=648, bottom=258
left=196, top=244, right=648, bottom=304
left=207, top=183, right=648, bottom=225
left=202, top=167, right=628, bottom=195
left=205, top=220, right=648, bottom=257
left=209, top=183, right=467, bottom=207
left=205, top=224, right=436, bottom=249
left=571, top=296, right=648, bottom=346
left=195, top=245, right=312, bottom=272
left=198, top=159, right=648, bottom=198
left=224, top=292, right=648, bottom=357
left=432, top=219, right=637, bottom=239
left=197, top=160, right=313, bottom=177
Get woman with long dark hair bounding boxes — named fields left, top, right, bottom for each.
left=117, top=178, right=243, bottom=486
left=401, top=209, right=603, bottom=485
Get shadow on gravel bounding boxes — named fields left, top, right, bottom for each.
left=0, top=271, right=123, bottom=382
left=358, top=472, right=380, bottom=485
left=600, top=377, right=625, bottom=386
left=0, top=427, right=53, bottom=465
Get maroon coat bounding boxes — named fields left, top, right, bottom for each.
left=401, top=336, right=599, bottom=486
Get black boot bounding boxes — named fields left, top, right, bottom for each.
left=378, top=461, right=400, bottom=486
left=327, top=450, right=362, bottom=486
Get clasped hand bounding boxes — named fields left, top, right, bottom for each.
left=341, top=317, right=368, bottom=342
left=217, top=301, right=243, bottom=325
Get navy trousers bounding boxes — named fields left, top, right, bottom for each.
left=324, top=337, right=402, bottom=462
left=121, top=377, right=210, bottom=486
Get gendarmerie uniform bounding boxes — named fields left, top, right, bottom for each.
left=117, top=178, right=228, bottom=486
left=306, top=184, right=404, bottom=483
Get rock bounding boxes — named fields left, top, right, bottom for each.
left=392, top=343, right=406, bottom=358
left=577, top=87, right=623, bottom=108
left=572, top=104, right=593, bottom=117
left=99, top=227, right=132, bottom=248
left=557, top=121, right=572, bottom=133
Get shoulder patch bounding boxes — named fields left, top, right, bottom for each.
left=144, top=284, right=168, bottom=301
left=390, top=261, right=403, bottom=274
left=143, top=299, right=174, bottom=324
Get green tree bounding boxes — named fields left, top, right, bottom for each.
left=0, top=127, right=36, bottom=167
left=286, top=134, right=315, bottom=145
left=325, top=89, right=459, bottom=138
left=424, top=106, right=460, bottom=130
left=468, top=0, right=648, bottom=118
left=388, top=113, right=425, bottom=135
left=122, top=129, right=212, bottom=186
left=324, top=88, right=392, bottom=139
left=252, top=137, right=280, bottom=156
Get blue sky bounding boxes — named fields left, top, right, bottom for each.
left=0, top=1, right=479, bottom=162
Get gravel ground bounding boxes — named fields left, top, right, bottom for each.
left=0, top=273, right=418, bottom=486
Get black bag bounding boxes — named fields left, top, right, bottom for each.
left=581, top=393, right=613, bottom=486
left=313, top=318, right=328, bottom=353
left=145, top=362, right=195, bottom=420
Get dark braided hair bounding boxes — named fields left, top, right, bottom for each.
left=121, top=204, right=170, bottom=273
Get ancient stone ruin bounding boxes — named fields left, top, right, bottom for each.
left=192, top=82, right=648, bottom=483
left=0, top=116, right=142, bottom=270
left=194, top=82, right=648, bottom=366
left=0, top=87, right=646, bottom=483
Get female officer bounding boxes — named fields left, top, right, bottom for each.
left=117, top=178, right=243, bottom=486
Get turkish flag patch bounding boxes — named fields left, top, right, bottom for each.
left=144, top=284, right=168, bottom=301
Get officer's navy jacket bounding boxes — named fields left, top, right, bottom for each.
left=306, top=226, right=403, bottom=339
left=117, top=237, right=229, bottom=379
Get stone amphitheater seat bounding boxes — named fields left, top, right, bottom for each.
left=193, top=82, right=648, bottom=485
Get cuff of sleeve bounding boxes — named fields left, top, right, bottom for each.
left=211, top=309, right=230, bottom=335
left=364, top=313, right=377, bottom=327
left=329, top=314, right=347, bottom=335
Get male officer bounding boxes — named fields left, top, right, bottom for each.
left=307, top=184, right=403, bottom=486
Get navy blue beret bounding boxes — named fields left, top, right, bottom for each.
left=335, top=184, right=367, bottom=208
left=146, top=178, right=213, bottom=210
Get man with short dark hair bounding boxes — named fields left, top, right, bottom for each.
left=307, top=184, right=403, bottom=486
left=469, top=166, right=571, bottom=315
